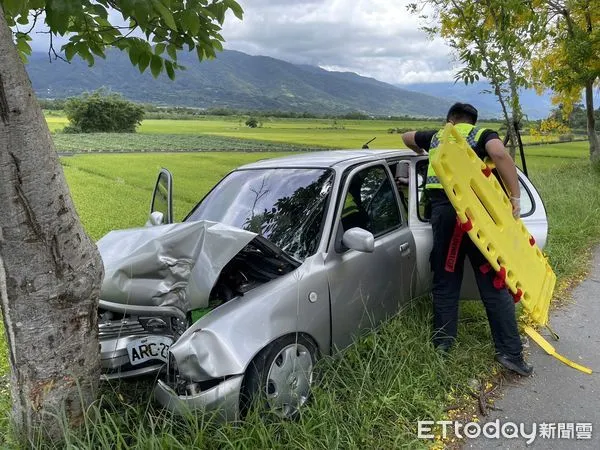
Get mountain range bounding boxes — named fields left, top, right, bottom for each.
left=26, top=49, right=554, bottom=119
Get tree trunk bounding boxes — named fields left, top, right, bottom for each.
left=584, top=80, right=600, bottom=166
left=505, top=56, right=522, bottom=161
left=493, top=82, right=518, bottom=160
left=0, top=7, right=103, bottom=444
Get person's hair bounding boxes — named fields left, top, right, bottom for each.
left=446, top=102, right=478, bottom=125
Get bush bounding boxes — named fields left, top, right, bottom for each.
left=245, top=117, right=259, bottom=128
left=64, top=90, right=145, bottom=133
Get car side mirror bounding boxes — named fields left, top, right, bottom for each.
left=146, top=211, right=164, bottom=227
left=150, top=168, right=173, bottom=224
left=342, top=228, right=375, bottom=253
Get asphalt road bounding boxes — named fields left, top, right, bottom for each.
left=465, top=247, right=600, bottom=449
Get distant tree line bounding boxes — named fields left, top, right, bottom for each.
left=39, top=96, right=514, bottom=123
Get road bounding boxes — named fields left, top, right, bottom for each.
left=465, top=247, right=600, bottom=449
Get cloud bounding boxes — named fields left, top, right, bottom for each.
left=24, top=0, right=458, bottom=84
left=222, top=0, right=458, bottom=84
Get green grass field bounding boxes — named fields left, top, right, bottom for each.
left=47, top=114, right=504, bottom=150
left=1, top=135, right=599, bottom=447
left=47, top=114, right=574, bottom=153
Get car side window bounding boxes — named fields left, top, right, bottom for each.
left=341, top=166, right=401, bottom=236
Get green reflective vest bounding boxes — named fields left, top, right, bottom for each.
left=425, top=123, right=486, bottom=189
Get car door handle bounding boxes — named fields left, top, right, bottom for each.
left=399, top=242, right=410, bottom=253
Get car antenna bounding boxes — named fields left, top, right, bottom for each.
left=362, top=137, right=376, bottom=149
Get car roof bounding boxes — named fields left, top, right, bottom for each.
left=237, top=149, right=416, bottom=170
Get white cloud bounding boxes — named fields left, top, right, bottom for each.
left=222, top=0, right=459, bottom=84
left=25, top=0, right=459, bottom=84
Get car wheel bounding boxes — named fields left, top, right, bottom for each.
left=241, top=334, right=317, bottom=419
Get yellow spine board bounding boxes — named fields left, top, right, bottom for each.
left=431, top=124, right=556, bottom=326
left=524, top=326, right=592, bottom=374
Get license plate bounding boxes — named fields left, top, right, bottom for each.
left=126, top=336, right=173, bottom=366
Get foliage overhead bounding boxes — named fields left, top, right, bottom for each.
left=64, top=90, right=145, bottom=133
left=530, top=0, right=600, bottom=115
left=1, top=0, right=244, bottom=79
left=408, top=0, right=545, bottom=156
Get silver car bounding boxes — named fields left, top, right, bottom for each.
left=97, top=150, right=548, bottom=420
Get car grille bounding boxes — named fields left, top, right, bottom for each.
left=99, top=319, right=145, bottom=339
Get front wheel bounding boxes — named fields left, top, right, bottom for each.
left=241, top=334, right=317, bottom=419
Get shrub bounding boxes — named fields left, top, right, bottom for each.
left=64, top=90, right=145, bottom=133
left=245, top=117, right=259, bottom=128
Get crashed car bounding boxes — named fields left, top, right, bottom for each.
left=97, top=150, right=548, bottom=419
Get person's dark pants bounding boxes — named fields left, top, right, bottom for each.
left=428, top=190, right=522, bottom=358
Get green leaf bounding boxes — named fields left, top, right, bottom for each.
left=165, top=60, right=175, bottom=80
left=150, top=54, right=163, bottom=78
left=16, top=14, right=30, bottom=25
left=3, top=0, right=22, bottom=16
left=64, top=44, right=76, bottom=61
left=150, top=0, right=178, bottom=30
left=182, top=12, right=200, bottom=35
left=166, top=44, right=178, bottom=61
left=224, top=0, right=244, bottom=20
left=138, top=51, right=151, bottom=73
left=154, top=43, right=166, bottom=55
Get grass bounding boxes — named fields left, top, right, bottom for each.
left=46, top=114, right=574, bottom=152
left=47, top=114, right=505, bottom=150
left=1, top=139, right=600, bottom=448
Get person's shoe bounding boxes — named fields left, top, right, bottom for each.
left=495, top=354, right=533, bottom=377
left=435, top=342, right=452, bottom=356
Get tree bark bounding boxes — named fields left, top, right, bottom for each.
left=492, top=81, right=518, bottom=160
left=584, top=80, right=600, bottom=166
left=0, top=7, right=103, bottom=444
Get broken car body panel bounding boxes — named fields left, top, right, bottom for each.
left=98, top=221, right=257, bottom=311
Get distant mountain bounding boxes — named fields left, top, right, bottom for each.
left=26, top=50, right=453, bottom=117
left=398, top=81, right=554, bottom=120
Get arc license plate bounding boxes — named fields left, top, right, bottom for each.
left=126, top=336, right=173, bottom=366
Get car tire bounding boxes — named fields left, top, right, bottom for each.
left=241, top=334, right=317, bottom=420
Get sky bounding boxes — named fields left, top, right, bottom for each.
left=220, top=0, right=457, bottom=85
left=26, top=0, right=457, bottom=86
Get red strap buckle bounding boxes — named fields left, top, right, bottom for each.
left=493, top=266, right=506, bottom=289
left=511, top=288, right=523, bottom=303
left=482, top=166, right=492, bottom=177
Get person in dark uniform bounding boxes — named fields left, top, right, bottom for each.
left=402, top=103, right=532, bottom=376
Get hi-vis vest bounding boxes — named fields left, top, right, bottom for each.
left=426, top=123, right=485, bottom=189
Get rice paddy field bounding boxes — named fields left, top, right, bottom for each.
left=45, top=114, right=568, bottom=152
left=0, top=116, right=598, bottom=448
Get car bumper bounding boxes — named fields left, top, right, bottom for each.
left=100, top=334, right=168, bottom=380
left=153, top=375, right=244, bottom=421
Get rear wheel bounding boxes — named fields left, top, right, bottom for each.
left=241, top=334, right=317, bottom=419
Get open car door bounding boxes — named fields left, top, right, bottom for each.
left=148, top=168, right=173, bottom=225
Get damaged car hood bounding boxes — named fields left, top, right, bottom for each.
left=97, top=221, right=257, bottom=311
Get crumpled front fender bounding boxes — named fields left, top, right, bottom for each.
left=170, top=328, right=245, bottom=381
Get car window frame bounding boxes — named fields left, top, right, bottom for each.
left=330, top=161, right=406, bottom=253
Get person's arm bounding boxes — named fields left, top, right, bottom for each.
left=485, top=139, right=521, bottom=217
left=402, top=131, right=429, bottom=155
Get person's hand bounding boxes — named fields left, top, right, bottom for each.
left=510, top=196, right=521, bottom=218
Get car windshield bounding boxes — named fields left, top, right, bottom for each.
left=187, top=168, right=334, bottom=261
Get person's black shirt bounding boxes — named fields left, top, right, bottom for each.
left=414, top=128, right=501, bottom=160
